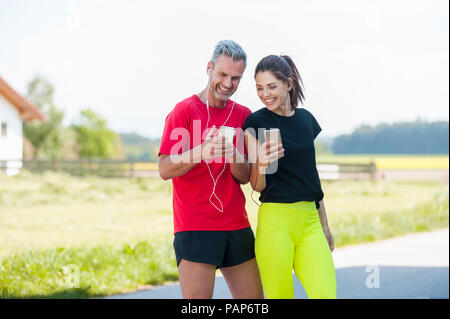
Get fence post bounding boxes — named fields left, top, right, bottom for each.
left=130, top=159, right=135, bottom=178
left=369, top=161, right=377, bottom=181
left=51, top=158, right=58, bottom=171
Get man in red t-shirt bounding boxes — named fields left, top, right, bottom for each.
left=158, top=40, right=263, bottom=299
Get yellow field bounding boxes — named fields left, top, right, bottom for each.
left=317, top=155, right=449, bottom=169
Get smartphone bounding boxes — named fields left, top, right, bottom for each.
left=264, top=128, right=282, bottom=146
left=218, top=126, right=235, bottom=144
left=264, top=128, right=284, bottom=158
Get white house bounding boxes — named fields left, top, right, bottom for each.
left=0, top=77, right=45, bottom=176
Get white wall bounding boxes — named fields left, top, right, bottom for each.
left=0, top=94, right=23, bottom=175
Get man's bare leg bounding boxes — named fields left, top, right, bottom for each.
left=178, top=259, right=217, bottom=299
left=220, top=258, right=264, bottom=299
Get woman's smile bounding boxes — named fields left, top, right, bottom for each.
left=263, top=97, right=277, bottom=106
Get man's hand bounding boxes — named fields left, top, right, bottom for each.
left=202, top=126, right=235, bottom=161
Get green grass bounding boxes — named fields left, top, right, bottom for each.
left=327, top=184, right=449, bottom=245
left=0, top=240, right=178, bottom=298
left=0, top=170, right=448, bottom=298
left=0, top=170, right=173, bottom=258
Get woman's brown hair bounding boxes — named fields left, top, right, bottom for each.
left=254, top=55, right=305, bottom=109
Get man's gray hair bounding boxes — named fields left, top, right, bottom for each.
left=211, top=40, right=247, bottom=68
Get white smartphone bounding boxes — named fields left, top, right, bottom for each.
left=264, top=128, right=284, bottom=158
left=218, top=126, right=235, bottom=144
left=264, top=128, right=282, bottom=146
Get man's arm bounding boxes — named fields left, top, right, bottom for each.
left=159, top=125, right=229, bottom=180
left=159, top=145, right=249, bottom=182
left=158, top=145, right=202, bottom=180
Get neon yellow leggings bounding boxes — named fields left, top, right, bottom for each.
left=255, top=201, right=337, bottom=299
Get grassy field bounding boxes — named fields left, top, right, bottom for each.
left=0, top=170, right=448, bottom=298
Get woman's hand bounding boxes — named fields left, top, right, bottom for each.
left=322, top=225, right=335, bottom=252
left=257, top=141, right=284, bottom=171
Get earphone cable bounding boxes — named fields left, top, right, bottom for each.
left=204, top=78, right=236, bottom=213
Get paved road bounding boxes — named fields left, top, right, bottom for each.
left=105, top=228, right=449, bottom=299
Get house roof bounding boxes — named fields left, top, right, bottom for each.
left=0, top=77, right=45, bottom=122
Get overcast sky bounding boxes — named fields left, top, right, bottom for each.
left=0, top=0, right=448, bottom=139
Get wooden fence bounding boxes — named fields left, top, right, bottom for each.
left=0, top=159, right=377, bottom=180
left=317, top=162, right=377, bottom=180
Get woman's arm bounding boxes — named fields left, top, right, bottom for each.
left=245, top=131, right=267, bottom=192
left=317, top=199, right=334, bottom=252
left=245, top=131, right=284, bottom=192
left=229, top=149, right=251, bottom=184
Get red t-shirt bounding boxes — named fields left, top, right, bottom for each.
left=159, top=94, right=252, bottom=234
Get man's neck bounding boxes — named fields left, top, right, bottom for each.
left=197, top=88, right=227, bottom=109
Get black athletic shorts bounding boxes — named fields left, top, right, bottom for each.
left=173, top=227, right=256, bottom=269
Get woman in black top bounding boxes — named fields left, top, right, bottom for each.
left=244, top=55, right=336, bottom=299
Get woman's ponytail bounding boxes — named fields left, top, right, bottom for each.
left=280, top=55, right=305, bottom=108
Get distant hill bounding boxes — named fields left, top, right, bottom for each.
left=119, top=132, right=160, bottom=161
left=332, top=120, right=449, bottom=154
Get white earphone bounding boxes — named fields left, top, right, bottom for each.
left=204, top=69, right=236, bottom=213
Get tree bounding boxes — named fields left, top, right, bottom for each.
left=71, top=109, right=121, bottom=159
left=314, top=140, right=333, bottom=156
left=23, top=76, right=65, bottom=159
left=332, top=120, right=449, bottom=154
